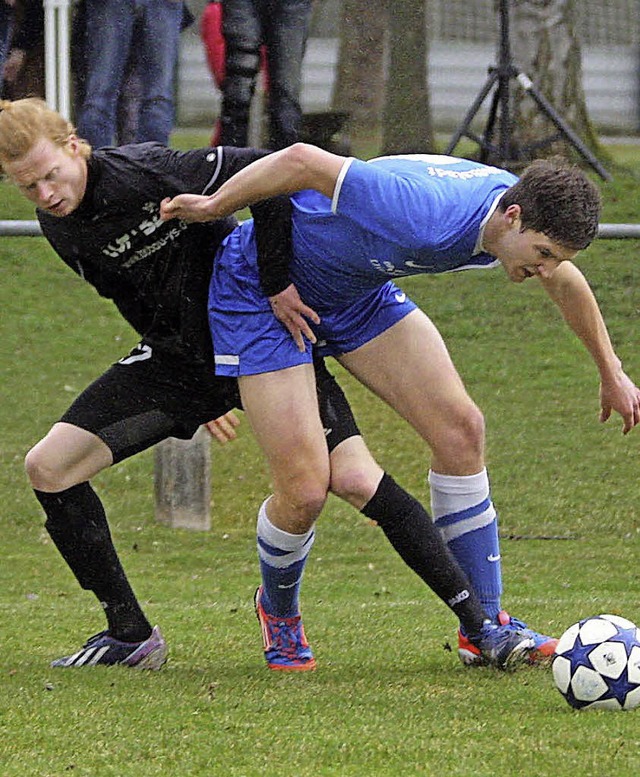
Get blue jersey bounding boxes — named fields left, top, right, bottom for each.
left=209, top=154, right=518, bottom=375
left=293, top=154, right=516, bottom=308
left=234, top=154, right=517, bottom=313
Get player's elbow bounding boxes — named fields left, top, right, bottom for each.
left=281, top=143, right=317, bottom=187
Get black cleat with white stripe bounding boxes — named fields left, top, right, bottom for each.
left=50, top=625, right=167, bottom=669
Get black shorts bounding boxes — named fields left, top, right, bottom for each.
left=60, top=343, right=360, bottom=464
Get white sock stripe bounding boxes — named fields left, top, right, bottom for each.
left=429, top=469, right=492, bottom=520
left=428, top=468, right=490, bottom=495
left=257, top=500, right=315, bottom=552
left=437, top=509, right=497, bottom=543
left=258, top=541, right=313, bottom=569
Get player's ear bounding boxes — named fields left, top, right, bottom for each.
left=504, top=203, right=522, bottom=229
left=66, top=134, right=80, bottom=155
left=504, top=203, right=521, bottom=223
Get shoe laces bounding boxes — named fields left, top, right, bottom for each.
left=83, top=630, right=109, bottom=648
left=498, top=611, right=535, bottom=634
left=265, top=614, right=306, bottom=657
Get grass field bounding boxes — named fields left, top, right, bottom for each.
left=1, top=135, right=640, bottom=776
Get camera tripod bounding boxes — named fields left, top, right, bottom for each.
left=445, top=0, right=611, bottom=181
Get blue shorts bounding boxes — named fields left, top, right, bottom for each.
left=209, top=232, right=417, bottom=377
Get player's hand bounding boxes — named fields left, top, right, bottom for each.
left=269, top=283, right=321, bottom=352
left=204, top=410, right=241, bottom=444
left=160, top=194, right=218, bottom=223
left=599, top=370, right=640, bottom=434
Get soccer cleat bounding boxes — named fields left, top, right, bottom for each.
left=466, top=620, right=535, bottom=670
left=51, top=625, right=168, bottom=670
left=254, top=586, right=316, bottom=672
left=458, top=610, right=558, bottom=667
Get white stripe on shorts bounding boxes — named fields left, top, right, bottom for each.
left=214, top=355, right=240, bottom=366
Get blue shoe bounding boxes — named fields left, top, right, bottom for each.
left=254, top=586, right=316, bottom=672
left=51, top=626, right=167, bottom=669
left=466, top=620, right=535, bottom=669
left=498, top=612, right=558, bottom=664
left=458, top=610, right=558, bottom=666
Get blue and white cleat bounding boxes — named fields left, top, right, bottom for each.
left=459, top=610, right=558, bottom=667
left=254, top=586, right=316, bottom=672
left=466, top=620, right=535, bottom=669
left=51, top=625, right=168, bottom=669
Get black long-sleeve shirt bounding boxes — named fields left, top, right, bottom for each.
left=37, top=143, right=291, bottom=368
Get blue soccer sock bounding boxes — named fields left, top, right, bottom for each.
left=256, top=499, right=315, bottom=618
left=428, top=468, right=503, bottom=622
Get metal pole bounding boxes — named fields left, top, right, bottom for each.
left=3, top=221, right=640, bottom=240
left=497, top=0, right=512, bottom=161
left=43, top=0, right=71, bottom=118
left=0, top=221, right=43, bottom=236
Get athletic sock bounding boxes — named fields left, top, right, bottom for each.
left=362, top=472, right=487, bottom=635
left=35, top=483, right=152, bottom=642
left=256, top=498, right=315, bottom=618
left=428, top=468, right=502, bottom=622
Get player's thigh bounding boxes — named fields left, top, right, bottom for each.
left=239, top=363, right=330, bottom=489
left=25, top=422, right=113, bottom=491
left=337, top=308, right=476, bottom=442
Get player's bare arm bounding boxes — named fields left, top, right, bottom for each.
left=159, top=192, right=216, bottom=223
left=160, top=143, right=346, bottom=222
left=540, top=261, right=640, bottom=433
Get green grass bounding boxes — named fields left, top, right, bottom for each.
left=2, top=137, right=640, bottom=775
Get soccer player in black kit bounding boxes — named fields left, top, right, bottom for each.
left=0, top=98, right=535, bottom=671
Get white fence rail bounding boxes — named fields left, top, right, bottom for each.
left=3, top=221, right=640, bottom=239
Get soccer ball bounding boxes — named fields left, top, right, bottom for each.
left=552, top=614, right=640, bottom=710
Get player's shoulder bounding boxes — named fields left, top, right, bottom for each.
left=92, top=142, right=178, bottom=172
left=368, top=153, right=514, bottom=180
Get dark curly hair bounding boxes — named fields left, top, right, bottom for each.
left=499, top=159, right=601, bottom=250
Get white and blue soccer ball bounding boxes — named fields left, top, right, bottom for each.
left=552, top=614, right=640, bottom=711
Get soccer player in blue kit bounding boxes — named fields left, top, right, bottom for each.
left=161, top=144, right=640, bottom=670
left=1, top=99, right=540, bottom=673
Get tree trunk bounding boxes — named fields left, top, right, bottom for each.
left=332, top=0, right=387, bottom=139
left=509, top=0, right=605, bottom=164
left=381, top=0, right=434, bottom=153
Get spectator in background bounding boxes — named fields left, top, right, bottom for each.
left=2, top=0, right=44, bottom=100
left=0, top=0, right=15, bottom=94
left=201, top=0, right=268, bottom=146
left=215, top=0, right=313, bottom=149
left=72, top=0, right=142, bottom=144
left=77, top=0, right=190, bottom=148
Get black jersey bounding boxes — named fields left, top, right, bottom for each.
left=37, top=143, right=292, bottom=367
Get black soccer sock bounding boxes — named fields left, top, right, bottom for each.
left=35, top=483, right=152, bottom=642
left=361, top=473, right=487, bottom=636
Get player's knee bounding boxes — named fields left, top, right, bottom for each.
left=463, top=403, right=485, bottom=448
left=330, top=465, right=379, bottom=510
left=437, top=403, right=486, bottom=467
left=24, top=445, right=68, bottom=492
left=293, top=481, right=328, bottom=522
left=277, top=475, right=328, bottom=532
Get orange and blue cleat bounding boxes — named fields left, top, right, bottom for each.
left=254, top=586, right=316, bottom=672
left=459, top=610, right=558, bottom=666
